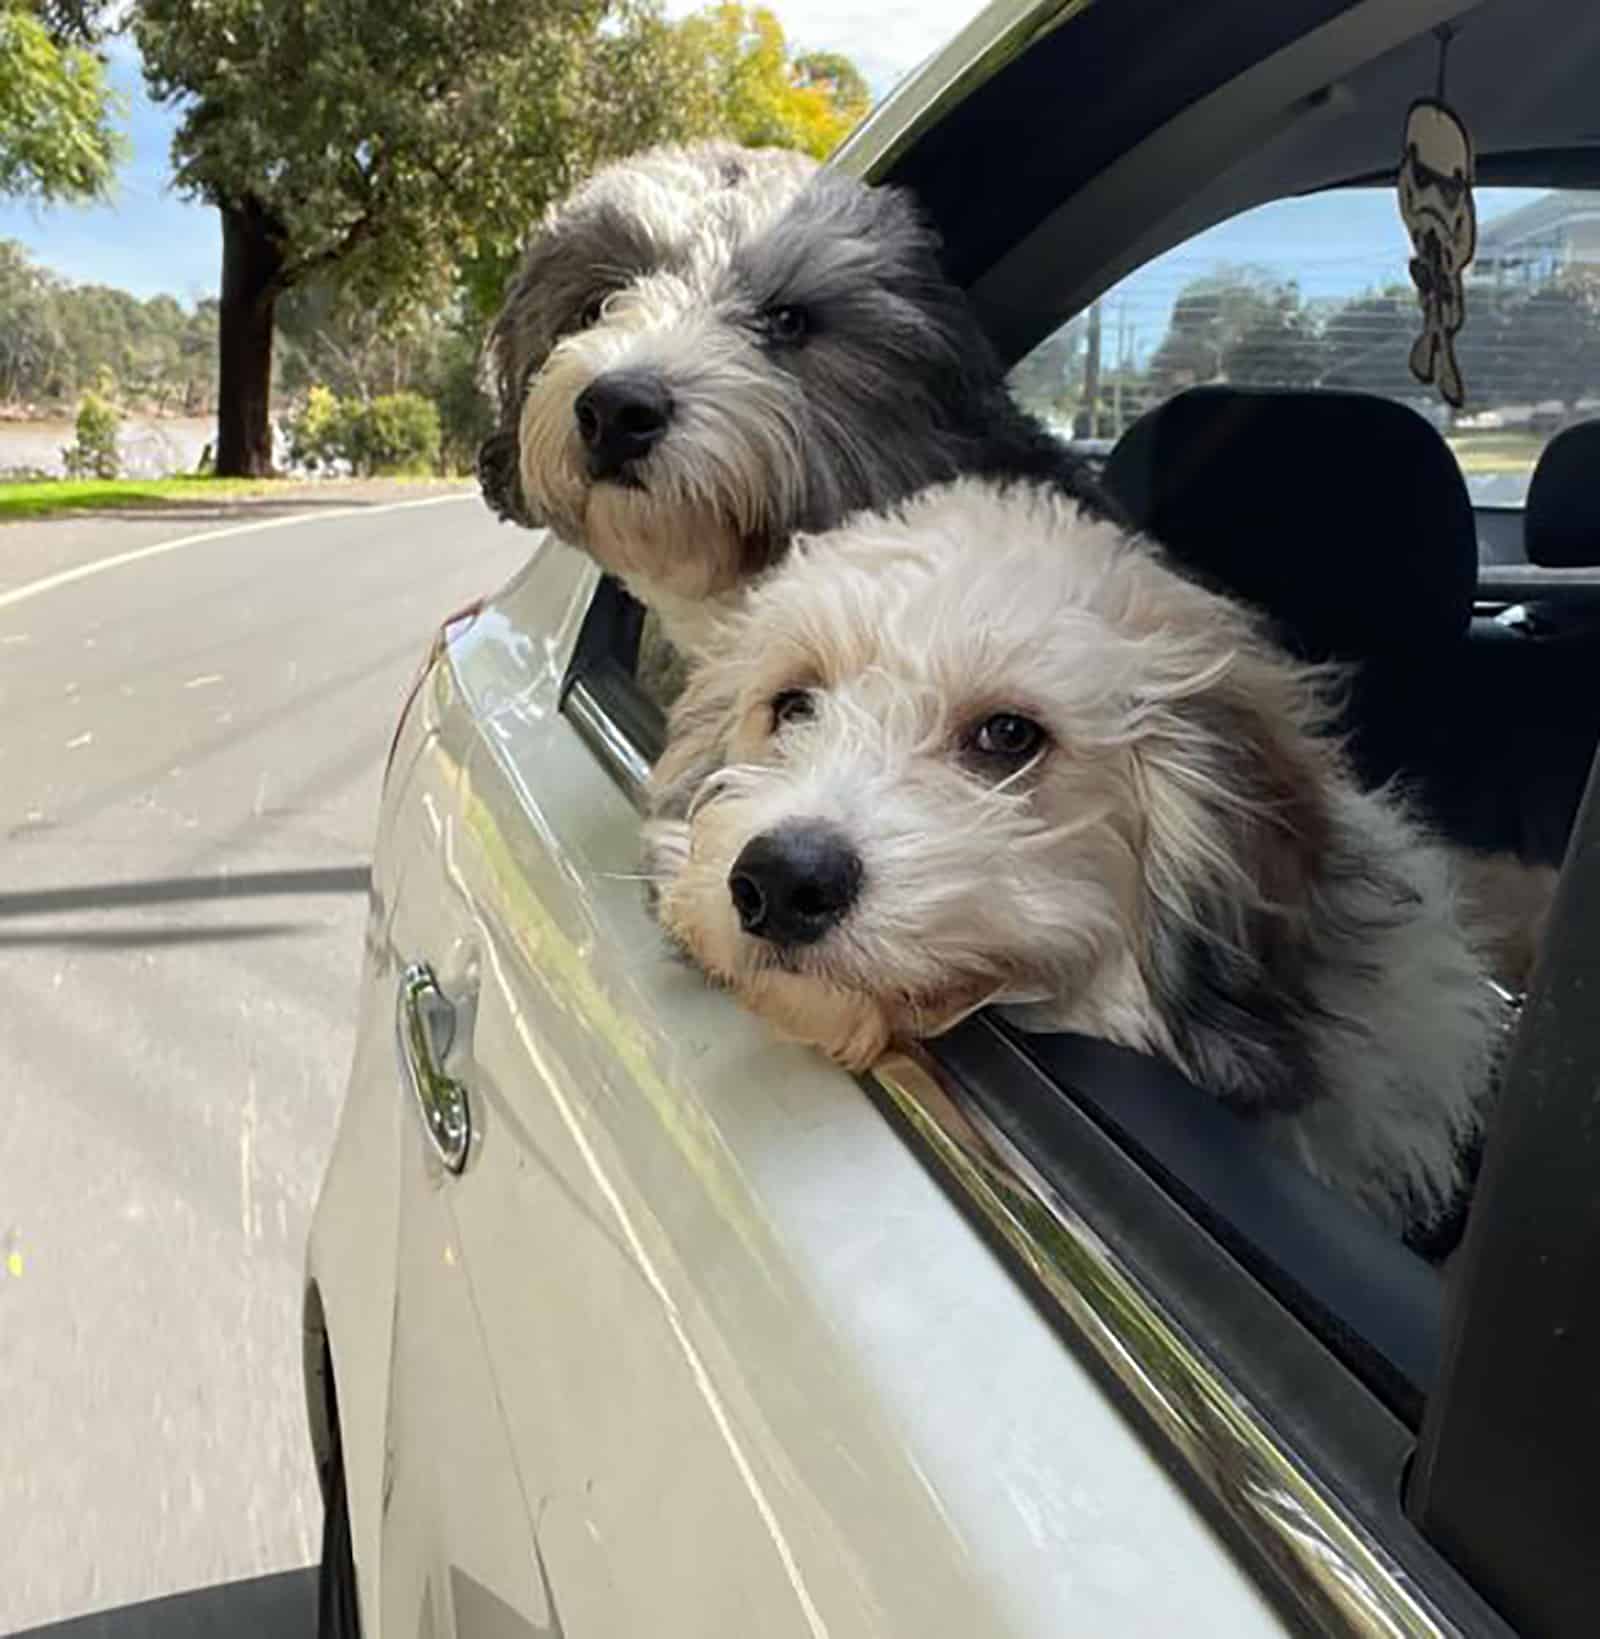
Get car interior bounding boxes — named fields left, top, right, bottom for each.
left=560, top=2, right=1598, bottom=1630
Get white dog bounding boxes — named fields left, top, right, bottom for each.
left=645, top=479, right=1528, bottom=1237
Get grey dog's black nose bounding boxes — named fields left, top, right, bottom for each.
left=728, top=823, right=863, bottom=946
left=574, top=371, right=674, bottom=479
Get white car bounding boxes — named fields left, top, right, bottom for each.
left=306, top=1, right=1600, bottom=1634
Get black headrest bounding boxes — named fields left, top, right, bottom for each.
left=1103, top=386, right=1476, bottom=659
left=1526, top=420, right=1600, bottom=568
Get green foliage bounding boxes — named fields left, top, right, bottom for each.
left=135, top=0, right=721, bottom=320
left=1147, top=267, right=1305, bottom=393
left=455, top=3, right=868, bottom=325
left=0, top=3, right=122, bottom=201
left=0, top=238, right=219, bottom=409
left=674, top=5, right=871, bottom=158
left=135, top=0, right=867, bottom=316
left=1319, top=290, right=1421, bottom=399
left=61, top=388, right=120, bottom=477
left=276, top=281, right=490, bottom=473
left=282, top=386, right=441, bottom=476
left=1008, top=319, right=1087, bottom=418
left=281, top=383, right=347, bottom=473
left=425, top=327, right=496, bottom=476
left=1015, top=256, right=1600, bottom=450
left=347, top=392, right=440, bottom=475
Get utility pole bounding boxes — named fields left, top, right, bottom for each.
left=1112, top=296, right=1128, bottom=435
left=1081, top=299, right=1103, bottom=438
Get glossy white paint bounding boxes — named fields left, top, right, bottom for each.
left=308, top=528, right=1291, bottom=1635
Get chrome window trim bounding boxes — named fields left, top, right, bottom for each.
left=869, top=1050, right=1457, bottom=1639
left=566, top=675, right=655, bottom=802
left=557, top=667, right=1459, bottom=1639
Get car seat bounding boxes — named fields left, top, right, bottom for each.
left=1101, top=386, right=1598, bottom=865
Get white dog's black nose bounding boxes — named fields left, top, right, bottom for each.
left=728, top=823, right=863, bottom=946
left=574, top=371, right=674, bottom=480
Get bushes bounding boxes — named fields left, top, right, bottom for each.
left=281, top=387, right=441, bottom=476
left=349, top=393, right=440, bottom=475
left=426, top=329, right=495, bottom=475
left=62, top=391, right=121, bottom=477
left=282, top=384, right=346, bottom=473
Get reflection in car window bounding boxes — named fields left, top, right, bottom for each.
left=1009, top=187, right=1600, bottom=513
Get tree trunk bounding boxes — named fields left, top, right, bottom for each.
left=215, top=198, right=286, bottom=477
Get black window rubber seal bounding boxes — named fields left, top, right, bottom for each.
left=561, top=575, right=666, bottom=764
left=968, top=1022, right=1444, bottom=1424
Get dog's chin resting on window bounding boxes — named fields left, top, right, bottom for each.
left=642, top=478, right=1547, bottom=1239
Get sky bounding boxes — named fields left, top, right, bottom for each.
left=0, top=3, right=985, bottom=301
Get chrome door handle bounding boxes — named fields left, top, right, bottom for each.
left=397, top=962, right=472, bottom=1173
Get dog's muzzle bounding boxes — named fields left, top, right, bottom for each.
left=728, top=821, right=863, bottom=947
left=575, top=369, right=675, bottom=483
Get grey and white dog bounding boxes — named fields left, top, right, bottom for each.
left=478, top=142, right=1112, bottom=651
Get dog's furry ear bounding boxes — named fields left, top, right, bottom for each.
left=477, top=221, right=564, bottom=530
left=648, top=648, right=746, bottom=822
left=477, top=423, right=529, bottom=526
left=1133, top=647, right=1346, bottom=1111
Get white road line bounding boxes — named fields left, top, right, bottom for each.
left=0, top=490, right=477, bottom=614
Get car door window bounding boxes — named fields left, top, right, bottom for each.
left=1009, top=187, right=1600, bottom=521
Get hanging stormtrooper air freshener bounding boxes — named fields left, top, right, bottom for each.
left=1398, top=91, right=1477, bottom=408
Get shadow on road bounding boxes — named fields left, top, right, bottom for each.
left=0, top=867, right=371, bottom=919
left=11, top=1569, right=317, bottom=1638
left=0, top=922, right=313, bottom=950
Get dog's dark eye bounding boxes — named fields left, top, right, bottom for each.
left=762, top=304, right=812, bottom=346
left=771, top=688, right=815, bottom=729
left=575, top=295, right=607, bottom=331
left=969, top=712, right=1046, bottom=762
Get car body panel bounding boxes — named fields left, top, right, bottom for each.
left=308, top=529, right=1291, bottom=1635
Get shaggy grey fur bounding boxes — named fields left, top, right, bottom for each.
left=478, top=144, right=1116, bottom=629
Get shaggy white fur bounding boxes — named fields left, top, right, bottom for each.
left=646, top=479, right=1512, bottom=1235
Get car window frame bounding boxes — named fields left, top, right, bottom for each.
left=556, top=574, right=1515, bottom=1638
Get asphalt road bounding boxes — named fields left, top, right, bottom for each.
left=0, top=489, right=535, bottom=1633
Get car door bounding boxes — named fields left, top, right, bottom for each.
left=371, top=642, right=561, bottom=1638
left=404, top=540, right=1290, bottom=1637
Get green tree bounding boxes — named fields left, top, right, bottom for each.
left=0, top=235, right=224, bottom=411
left=453, top=4, right=871, bottom=325
left=0, top=237, right=68, bottom=402
left=62, top=388, right=120, bottom=476
left=0, top=2, right=122, bottom=201
left=1009, top=317, right=1087, bottom=422
left=1496, top=277, right=1600, bottom=413
left=1219, top=286, right=1324, bottom=388
left=134, top=0, right=729, bottom=476
left=675, top=5, right=869, bottom=158
left=1147, top=268, right=1301, bottom=394
left=1320, top=287, right=1425, bottom=399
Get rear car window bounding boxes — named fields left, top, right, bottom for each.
left=1009, top=187, right=1600, bottom=518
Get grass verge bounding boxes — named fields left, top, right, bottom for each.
left=0, top=475, right=286, bottom=522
